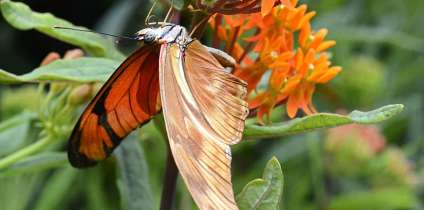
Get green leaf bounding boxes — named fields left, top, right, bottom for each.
left=244, top=104, right=404, bottom=139
left=115, top=135, right=155, bottom=210
left=0, top=152, right=67, bottom=177
left=0, top=57, right=119, bottom=84
left=237, top=157, right=284, bottom=210
left=0, top=112, right=36, bottom=156
left=0, top=0, right=124, bottom=59
left=328, top=188, right=416, bottom=210
left=34, top=167, right=79, bottom=210
left=85, top=168, right=115, bottom=210
left=0, top=69, right=22, bottom=83
left=0, top=174, right=44, bottom=210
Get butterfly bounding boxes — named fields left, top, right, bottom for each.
left=67, top=23, right=249, bottom=209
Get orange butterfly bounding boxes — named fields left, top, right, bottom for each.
left=67, top=24, right=249, bottom=209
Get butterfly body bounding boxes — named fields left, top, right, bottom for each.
left=135, top=24, right=192, bottom=46
left=68, top=24, right=248, bottom=210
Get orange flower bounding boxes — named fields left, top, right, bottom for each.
left=211, top=1, right=341, bottom=123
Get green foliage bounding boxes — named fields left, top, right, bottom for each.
left=0, top=112, right=35, bottom=156
left=0, top=87, right=40, bottom=118
left=115, top=135, right=155, bottom=210
left=328, top=188, right=416, bottom=210
left=0, top=152, right=67, bottom=178
left=33, top=167, right=79, bottom=210
left=244, top=104, right=403, bottom=139
left=0, top=0, right=419, bottom=210
left=0, top=0, right=124, bottom=59
left=0, top=174, right=44, bottom=210
left=0, top=58, right=119, bottom=84
left=237, top=157, right=284, bottom=210
left=334, top=56, right=385, bottom=108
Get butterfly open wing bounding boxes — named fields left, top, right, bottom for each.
left=159, top=40, right=248, bottom=210
left=68, top=45, right=160, bottom=167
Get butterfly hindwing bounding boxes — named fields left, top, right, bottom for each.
left=68, top=45, right=160, bottom=167
left=159, top=40, right=248, bottom=210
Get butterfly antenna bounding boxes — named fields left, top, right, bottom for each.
left=163, top=0, right=174, bottom=24
left=189, top=16, right=209, bottom=37
left=146, top=15, right=159, bottom=26
left=145, top=1, right=158, bottom=26
left=53, top=26, right=138, bottom=41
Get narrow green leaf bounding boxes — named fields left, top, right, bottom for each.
left=237, top=157, right=284, bottom=210
left=0, top=112, right=36, bottom=156
left=85, top=168, right=115, bottom=210
left=34, top=167, right=79, bottom=210
left=0, top=152, right=67, bottom=177
left=0, top=57, right=119, bottom=84
left=328, top=188, right=416, bottom=210
left=115, top=135, right=155, bottom=210
left=0, top=69, right=23, bottom=83
left=0, top=174, right=44, bottom=210
left=0, top=0, right=124, bottom=59
left=244, top=104, right=404, bottom=139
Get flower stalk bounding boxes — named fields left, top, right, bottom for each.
left=0, top=136, right=53, bottom=169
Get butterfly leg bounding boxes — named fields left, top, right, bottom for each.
left=205, top=46, right=237, bottom=69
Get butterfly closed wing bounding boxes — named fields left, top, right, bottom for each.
left=159, top=40, right=248, bottom=209
left=68, top=24, right=248, bottom=209
left=68, top=44, right=161, bottom=167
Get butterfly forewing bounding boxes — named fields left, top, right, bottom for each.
left=67, top=23, right=250, bottom=210
left=159, top=41, right=248, bottom=210
left=68, top=45, right=160, bottom=167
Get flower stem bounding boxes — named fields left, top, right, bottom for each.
left=153, top=113, right=179, bottom=210
left=160, top=147, right=179, bottom=210
left=0, top=136, right=52, bottom=169
left=189, top=12, right=211, bottom=39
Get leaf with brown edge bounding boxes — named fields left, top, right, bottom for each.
left=244, top=104, right=404, bottom=139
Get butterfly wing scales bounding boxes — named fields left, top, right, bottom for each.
left=68, top=45, right=160, bottom=167
left=184, top=41, right=249, bottom=144
left=159, top=41, right=248, bottom=210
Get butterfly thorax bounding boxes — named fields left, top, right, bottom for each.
left=136, top=24, right=192, bottom=49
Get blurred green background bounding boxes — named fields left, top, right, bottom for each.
left=0, top=0, right=423, bottom=210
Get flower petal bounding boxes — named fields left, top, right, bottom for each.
left=262, top=0, right=277, bottom=17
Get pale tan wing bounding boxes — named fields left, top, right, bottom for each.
left=184, top=41, right=248, bottom=144
left=159, top=41, right=248, bottom=210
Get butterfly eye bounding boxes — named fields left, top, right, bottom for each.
left=143, top=32, right=156, bottom=44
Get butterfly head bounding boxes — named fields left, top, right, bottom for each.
left=136, top=24, right=190, bottom=45
left=136, top=27, right=162, bottom=44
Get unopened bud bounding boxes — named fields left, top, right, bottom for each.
left=40, top=52, right=60, bottom=66
left=68, top=84, right=93, bottom=106
left=91, top=82, right=102, bottom=96
left=64, top=49, right=84, bottom=59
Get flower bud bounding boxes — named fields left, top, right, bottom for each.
left=68, top=84, right=93, bottom=106
left=324, top=124, right=386, bottom=177
left=333, top=56, right=384, bottom=108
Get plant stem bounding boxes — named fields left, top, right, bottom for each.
left=160, top=147, right=179, bottom=210
left=155, top=8, right=210, bottom=209
left=154, top=113, right=179, bottom=210
left=0, top=136, right=52, bottom=169
left=189, top=12, right=211, bottom=39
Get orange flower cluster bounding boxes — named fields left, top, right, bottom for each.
left=210, top=0, right=342, bottom=123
